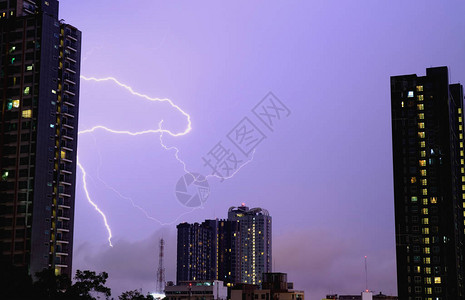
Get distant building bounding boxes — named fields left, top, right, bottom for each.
left=228, top=205, right=272, bottom=285
left=231, top=272, right=304, bottom=300
left=176, top=219, right=241, bottom=284
left=176, top=204, right=271, bottom=285
left=176, top=221, right=216, bottom=283
left=391, top=66, right=465, bottom=299
left=323, top=293, right=397, bottom=300
left=0, top=0, right=81, bottom=278
left=165, top=280, right=227, bottom=300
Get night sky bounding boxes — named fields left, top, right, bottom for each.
left=59, top=1, right=465, bottom=299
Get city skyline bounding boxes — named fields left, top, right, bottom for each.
left=19, top=1, right=465, bottom=299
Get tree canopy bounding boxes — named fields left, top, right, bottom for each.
left=0, top=263, right=156, bottom=300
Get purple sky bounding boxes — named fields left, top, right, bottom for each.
left=59, top=1, right=465, bottom=299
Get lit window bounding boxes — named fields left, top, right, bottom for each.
left=460, top=108, right=463, bottom=114
left=61, top=151, right=66, bottom=159
left=420, top=141, right=426, bottom=148
left=421, top=170, right=427, bottom=176
left=423, top=198, right=428, bottom=205
left=460, top=125, right=463, bottom=131
left=415, top=266, right=421, bottom=273
left=416, top=86, right=423, bottom=92
left=12, top=99, right=20, bottom=108
left=420, top=160, right=426, bottom=167
left=50, top=124, right=55, bottom=128
left=434, top=277, right=441, bottom=284
left=424, top=247, right=430, bottom=254
left=417, top=95, right=424, bottom=101
left=6, top=99, right=13, bottom=110
left=423, top=237, right=430, bottom=244
left=421, top=150, right=426, bottom=157
left=52, top=90, right=57, bottom=94
left=421, top=179, right=427, bottom=186
left=22, top=109, right=32, bottom=118
left=430, top=197, right=437, bottom=204
left=411, top=196, right=418, bottom=202
left=417, top=104, right=424, bottom=110
left=422, top=228, right=429, bottom=234
left=411, top=177, right=417, bottom=183
left=1, top=170, right=8, bottom=181
left=422, top=208, right=428, bottom=215
left=425, top=267, right=431, bottom=274
left=461, top=134, right=464, bottom=139
left=408, top=91, right=414, bottom=98
left=419, top=123, right=425, bottom=129
left=425, top=277, right=431, bottom=284
left=426, top=287, right=432, bottom=294
left=461, top=142, right=464, bottom=148
left=419, top=113, right=424, bottom=120
left=27, top=65, right=33, bottom=71
left=460, top=117, right=463, bottom=123
left=418, top=132, right=425, bottom=138
left=401, top=101, right=404, bottom=108
left=24, top=87, right=30, bottom=95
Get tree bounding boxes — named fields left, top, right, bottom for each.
left=119, top=289, right=154, bottom=300
left=66, top=270, right=111, bottom=300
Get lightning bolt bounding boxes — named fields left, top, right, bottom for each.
left=79, top=76, right=191, bottom=137
left=158, top=127, right=257, bottom=182
left=89, top=133, right=200, bottom=226
left=77, top=75, right=255, bottom=247
left=76, top=156, right=113, bottom=247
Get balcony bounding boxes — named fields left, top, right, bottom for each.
left=64, top=73, right=76, bottom=85
left=63, top=88, right=75, bottom=97
left=61, top=128, right=75, bottom=140
left=56, top=221, right=70, bottom=232
left=57, top=197, right=71, bottom=209
left=65, top=40, right=77, bottom=52
left=57, top=210, right=70, bottom=221
left=54, top=255, right=69, bottom=267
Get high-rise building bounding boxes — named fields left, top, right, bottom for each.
left=228, top=205, right=272, bottom=285
left=176, top=219, right=241, bottom=285
left=391, top=67, right=465, bottom=299
left=176, top=221, right=216, bottom=284
left=216, top=219, right=241, bottom=284
left=0, top=0, right=81, bottom=278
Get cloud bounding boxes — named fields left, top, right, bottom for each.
left=73, top=228, right=177, bottom=297
left=273, top=228, right=397, bottom=300
left=73, top=227, right=396, bottom=300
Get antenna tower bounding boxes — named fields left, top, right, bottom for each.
left=157, top=238, right=166, bottom=293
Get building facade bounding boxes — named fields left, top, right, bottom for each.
left=0, top=0, right=81, bottom=278
left=165, top=280, right=228, bottom=300
left=391, top=66, right=465, bottom=299
left=230, top=272, right=304, bottom=300
left=176, top=221, right=216, bottom=284
left=177, top=205, right=271, bottom=285
left=176, top=219, right=241, bottom=285
left=228, top=205, right=272, bottom=285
